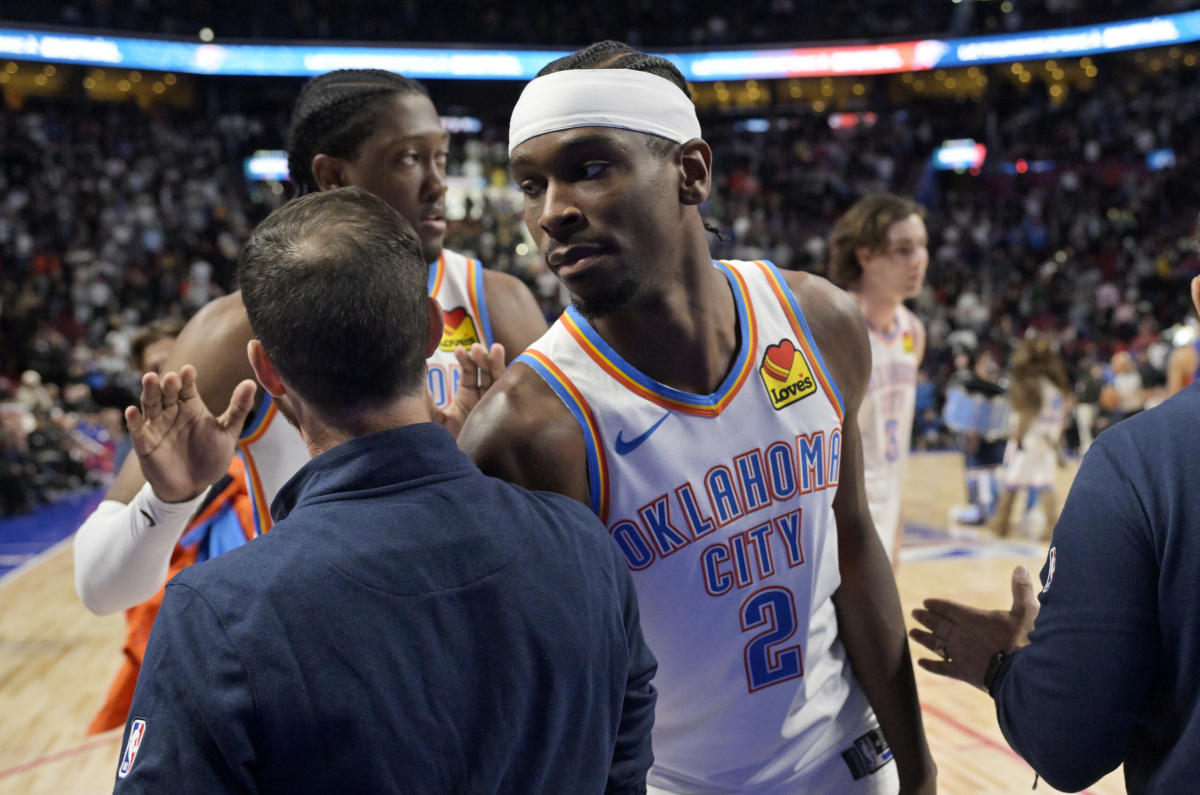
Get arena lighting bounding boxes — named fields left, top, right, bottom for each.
left=0, top=10, right=1197, bottom=80
left=243, top=150, right=289, bottom=181
left=932, top=139, right=987, bottom=171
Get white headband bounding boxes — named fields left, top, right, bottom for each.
left=508, top=68, right=701, bottom=157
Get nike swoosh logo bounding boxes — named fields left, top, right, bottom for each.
left=614, top=412, right=671, bottom=456
left=140, top=509, right=156, bottom=527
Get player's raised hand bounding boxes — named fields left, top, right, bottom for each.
left=126, top=365, right=257, bottom=503
left=431, top=342, right=506, bottom=437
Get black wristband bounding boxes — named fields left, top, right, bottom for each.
left=983, top=648, right=1010, bottom=693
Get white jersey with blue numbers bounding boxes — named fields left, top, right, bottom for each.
left=426, top=249, right=494, bottom=408
left=518, top=260, right=884, bottom=793
left=237, top=249, right=491, bottom=532
left=858, top=306, right=919, bottom=562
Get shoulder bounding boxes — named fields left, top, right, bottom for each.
left=165, top=292, right=257, bottom=415
left=480, top=268, right=548, bottom=360
left=780, top=270, right=871, bottom=407
left=458, top=360, right=589, bottom=502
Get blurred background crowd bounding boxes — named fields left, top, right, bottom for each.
left=1, top=2, right=1198, bottom=515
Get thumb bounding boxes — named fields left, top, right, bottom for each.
left=1011, top=566, right=1035, bottom=613
left=218, top=380, right=258, bottom=432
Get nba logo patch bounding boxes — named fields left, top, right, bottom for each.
left=759, top=339, right=817, bottom=410
left=118, top=719, right=147, bottom=778
left=439, top=306, right=481, bottom=351
left=1042, top=547, right=1057, bottom=594
left=902, top=331, right=915, bottom=353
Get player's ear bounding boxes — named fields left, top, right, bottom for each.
left=855, top=246, right=873, bottom=270
left=425, top=297, right=445, bottom=358
left=247, top=339, right=286, bottom=398
left=678, top=139, right=712, bottom=206
left=311, top=154, right=348, bottom=191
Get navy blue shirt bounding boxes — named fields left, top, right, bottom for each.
left=993, top=382, right=1200, bottom=793
left=114, top=423, right=656, bottom=794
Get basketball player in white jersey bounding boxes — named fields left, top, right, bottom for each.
left=74, top=70, right=547, bottom=615
left=459, top=42, right=934, bottom=794
left=828, top=194, right=928, bottom=566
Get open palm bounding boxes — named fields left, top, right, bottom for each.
left=126, top=365, right=257, bottom=503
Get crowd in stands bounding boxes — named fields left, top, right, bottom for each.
left=2, top=51, right=1198, bottom=515
left=3, top=0, right=1197, bottom=47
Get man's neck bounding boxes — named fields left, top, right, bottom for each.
left=590, top=249, right=739, bottom=396
left=853, top=289, right=902, bottom=335
left=289, top=395, right=432, bottom=458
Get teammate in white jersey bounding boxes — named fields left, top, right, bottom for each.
left=74, top=70, right=547, bottom=615
left=829, top=194, right=928, bottom=566
left=459, top=41, right=935, bottom=794
left=993, top=336, right=1071, bottom=540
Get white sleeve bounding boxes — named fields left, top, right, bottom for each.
left=73, top=483, right=208, bottom=616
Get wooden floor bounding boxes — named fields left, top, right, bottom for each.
left=0, top=452, right=1124, bottom=793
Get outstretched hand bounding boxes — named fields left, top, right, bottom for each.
left=431, top=342, right=506, bottom=437
left=126, top=365, right=257, bottom=503
left=909, top=566, right=1040, bottom=690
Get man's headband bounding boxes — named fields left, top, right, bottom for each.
left=508, top=68, right=701, bottom=157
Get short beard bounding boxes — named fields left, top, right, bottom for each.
left=570, top=276, right=642, bottom=320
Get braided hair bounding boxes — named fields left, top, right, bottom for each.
left=286, top=69, right=428, bottom=194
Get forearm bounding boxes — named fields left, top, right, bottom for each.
left=834, top=550, right=935, bottom=792
left=73, top=483, right=206, bottom=615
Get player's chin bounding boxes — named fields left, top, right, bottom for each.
left=420, top=233, right=446, bottom=266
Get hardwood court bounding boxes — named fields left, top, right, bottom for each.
left=0, top=452, right=1124, bottom=793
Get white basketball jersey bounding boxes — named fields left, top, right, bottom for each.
left=237, top=250, right=491, bottom=530
left=426, top=249, right=494, bottom=408
left=519, top=260, right=879, bottom=791
left=857, top=306, right=920, bottom=561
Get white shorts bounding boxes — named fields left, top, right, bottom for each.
left=1002, top=437, right=1056, bottom=490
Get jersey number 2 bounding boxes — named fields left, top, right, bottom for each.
left=741, top=586, right=803, bottom=692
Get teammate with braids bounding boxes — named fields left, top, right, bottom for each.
left=461, top=41, right=934, bottom=793
left=74, top=69, right=545, bottom=619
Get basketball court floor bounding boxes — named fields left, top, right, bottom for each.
left=0, top=451, right=1124, bottom=793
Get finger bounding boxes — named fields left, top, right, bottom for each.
left=910, top=607, right=952, bottom=635
left=159, top=371, right=183, bottom=410
left=125, top=404, right=145, bottom=435
left=907, top=628, right=942, bottom=654
left=1011, top=566, right=1032, bottom=604
left=177, top=364, right=199, bottom=403
left=140, top=372, right=163, bottom=420
left=920, top=598, right=974, bottom=623
left=488, top=342, right=505, bottom=372
left=916, top=658, right=958, bottom=677
left=217, top=380, right=258, bottom=431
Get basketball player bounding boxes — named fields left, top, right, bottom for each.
left=828, top=194, right=927, bottom=566
left=992, top=336, right=1071, bottom=540
left=74, top=70, right=546, bottom=616
left=458, top=42, right=934, bottom=793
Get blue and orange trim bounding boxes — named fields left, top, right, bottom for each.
left=560, top=261, right=758, bottom=417
left=236, top=393, right=277, bottom=535
left=427, top=252, right=445, bottom=298
left=753, top=260, right=845, bottom=421
left=516, top=349, right=610, bottom=521
left=466, top=257, right=494, bottom=348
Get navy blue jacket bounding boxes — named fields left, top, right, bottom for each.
left=114, top=423, right=656, bottom=794
left=993, top=382, right=1200, bottom=793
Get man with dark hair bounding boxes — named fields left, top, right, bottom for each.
left=828, top=193, right=928, bottom=566
left=460, top=41, right=934, bottom=794
left=75, top=69, right=547, bottom=617
left=113, top=188, right=657, bottom=793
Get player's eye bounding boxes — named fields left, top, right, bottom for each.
left=580, top=161, right=608, bottom=180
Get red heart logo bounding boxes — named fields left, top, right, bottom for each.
left=443, top=307, right=468, bottom=332
left=766, top=339, right=796, bottom=372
